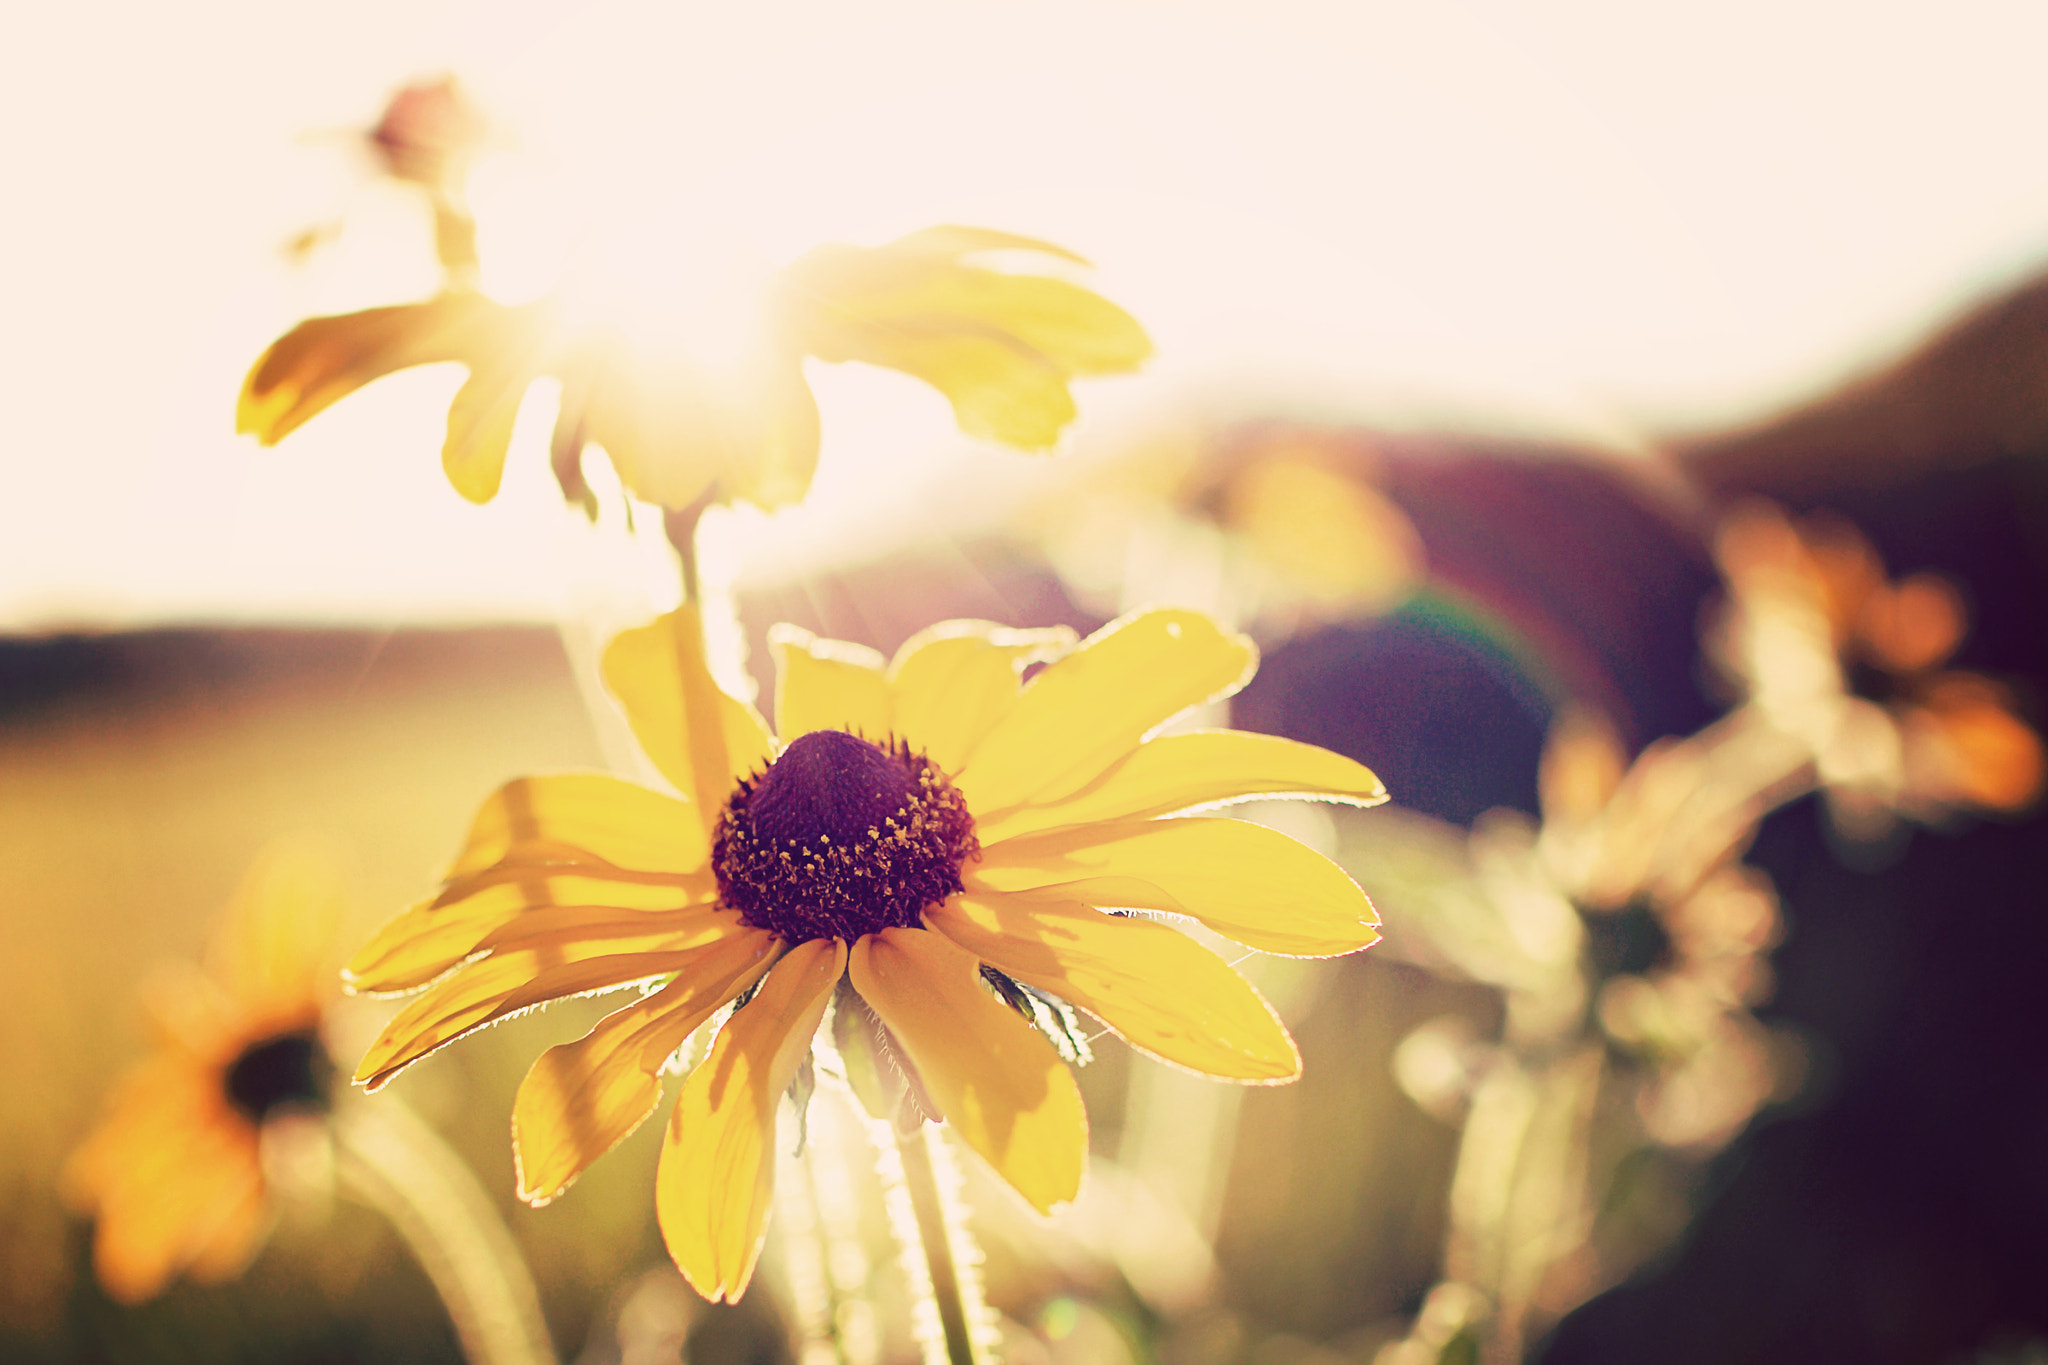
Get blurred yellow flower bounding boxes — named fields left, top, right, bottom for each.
left=1219, top=444, right=1423, bottom=616
left=64, top=843, right=345, bottom=1304
left=239, top=226, right=1151, bottom=514
left=346, top=605, right=1383, bottom=1302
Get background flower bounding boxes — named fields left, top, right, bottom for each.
left=1707, top=499, right=2044, bottom=838
left=63, top=840, right=345, bottom=1304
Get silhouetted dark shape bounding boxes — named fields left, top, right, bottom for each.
left=1678, top=269, right=2048, bottom=500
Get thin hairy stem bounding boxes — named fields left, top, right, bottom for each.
left=896, top=1124, right=988, bottom=1365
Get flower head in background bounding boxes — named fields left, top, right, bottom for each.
left=64, top=841, right=345, bottom=1303
left=365, top=75, right=490, bottom=197
left=239, top=227, right=1151, bottom=515
left=346, top=605, right=1383, bottom=1302
left=284, top=76, right=491, bottom=277
left=1375, top=705, right=1789, bottom=1360
left=1531, top=713, right=1786, bottom=1150
left=1020, top=422, right=1424, bottom=632
left=1709, top=499, right=2043, bottom=836
left=365, top=74, right=490, bottom=281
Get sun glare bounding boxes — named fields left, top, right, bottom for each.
left=456, top=120, right=966, bottom=568
left=472, top=151, right=779, bottom=378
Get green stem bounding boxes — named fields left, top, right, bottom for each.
left=896, top=1124, right=984, bottom=1365
left=331, top=1096, right=557, bottom=1365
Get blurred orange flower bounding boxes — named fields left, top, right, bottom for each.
left=1710, top=500, right=2043, bottom=832
left=64, top=842, right=345, bottom=1304
left=345, top=605, right=1383, bottom=1301
left=239, top=227, right=1151, bottom=515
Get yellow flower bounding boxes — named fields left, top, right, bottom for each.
left=238, top=226, right=1152, bottom=513
left=347, top=606, right=1384, bottom=1301
left=64, top=843, right=344, bottom=1303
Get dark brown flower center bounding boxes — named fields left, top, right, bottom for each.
left=713, top=730, right=978, bottom=944
left=223, top=1029, right=332, bottom=1123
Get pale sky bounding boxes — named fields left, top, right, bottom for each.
left=7, top=1, right=2047, bottom=627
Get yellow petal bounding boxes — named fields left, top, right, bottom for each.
left=769, top=626, right=890, bottom=741
left=784, top=228, right=1149, bottom=450
left=448, top=774, right=709, bottom=879
left=581, top=360, right=724, bottom=512
left=345, top=871, right=711, bottom=995
left=513, top=928, right=781, bottom=1205
left=969, top=817, right=1379, bottom=958
left=882, top=225, right=1093, bottom=268
left=356, top=913, right=744, bottom=1091
left=603, top=605, right=776, bottom=828
left=930, top=894, right=1299, bottom=1082
left=133, top=966, right=237, bottom=1060
left=438, top=864, right=714, bottom=914
left=214, top=834, right=348, bottom=1013
left=837, top=330, right=1080, bottom=450
left=86, top=1099, right=260, bottom=1304
left=978, top=729, right=1387, bottom=843
left=583, top=349, right=823, bottom=514
left=956, top=610, right=1256, bottom=817
left=705, top=363, right=823, bottom=513
left=887, top=623, right=1077, bottom=774
left=344, top=894, right=505, bottom=996
left=657, top=937, right=843, bottom=1302
left=180, top=1169, right=269, bottom=1285
left=896, top=269, right=1154, bottom=380
left=237, top=293, right=511, bottom=445
left=791, top=230, right=1151, bottom=376
left=849, top=927, right=1086, bottom=1212
left=441, top=359, right=533, bottom=503
left=64, top=1058, right=213, bottom=1216
left=475, top=903, right=727, bottom=956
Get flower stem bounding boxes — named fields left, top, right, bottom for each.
left=663, top=487, right=719, bottom=606
left=895, top=1123, right=988, bottom=1365
left=331, top=1096, right=557, bottom=1365
left=430, top=191, right=480, bottom=289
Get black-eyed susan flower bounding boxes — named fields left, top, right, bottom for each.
left=346, top=605, right=1384, bottom=1302
left=238, top=226, right=1151, bottom=514
left=64, top=843, right=344, bottom=1303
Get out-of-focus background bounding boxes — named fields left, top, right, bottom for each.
left=8, top=4, right=2048, bottom=1363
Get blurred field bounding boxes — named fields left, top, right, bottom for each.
left=0, top=628, right=620, bottom=1358
left=0, top=623, right=1494, bottom=1363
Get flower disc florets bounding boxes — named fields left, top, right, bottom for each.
left=713, top=730, right=979, bottom=944
left=223, top=1029, right=332, bottom=1123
